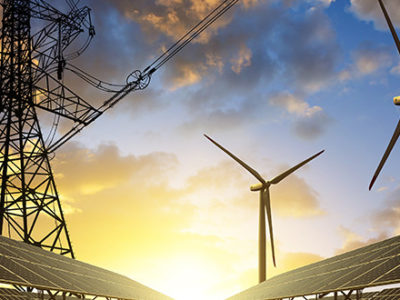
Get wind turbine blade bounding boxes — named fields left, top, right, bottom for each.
left=378, top=0, right=400, bottom=56
left=204, top=134, right=266, bottom=184
left=264, top=188, right=276, bottom=267
left=369, top=119, right=400, bottom=190
left=269, top=150, right=325, bottom=185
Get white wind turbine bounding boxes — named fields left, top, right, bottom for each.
left=369, top=0, right=400, bottom=190
left=204, top=134, right=324, bottom=283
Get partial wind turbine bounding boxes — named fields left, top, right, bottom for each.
left=369, top=0, right=400, bottom=190
left=204, top=134, right=324, bottom=283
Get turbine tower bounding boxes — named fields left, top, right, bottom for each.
left=0, top=0, right=238, bottom=257
left=369, top=0, right=400, bottom=190
left=205, top=134, right=324, bottom=282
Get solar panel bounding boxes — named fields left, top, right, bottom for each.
left=0, top=288, right=90, bottom=300
left=0, top=236, right=172, bottom=300
left=0, top=288, right=34, bottom=300
left=365, top=288, right=400, bottom=299
left=226, top=235, right=400, bottom=300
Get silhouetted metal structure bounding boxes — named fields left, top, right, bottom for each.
left=0, top=0, right=96, bottom=258
left=0, top=0, right=239, bottom=258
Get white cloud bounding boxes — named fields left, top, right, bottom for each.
left=269, top=92, right=332, bottom=140
left=350, top=0, right=400, bottom=30
left=390, top=63, right=400, bottom=75
left=340, top=44, right=393, bottom=81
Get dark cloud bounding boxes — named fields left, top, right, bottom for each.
left=177, top=2, right=339, bottom=135
left=3, top=0, right=341, bottom=142
left=293, top=111, right=332, bottom=140
left=274, top=7, right=340, bottom=93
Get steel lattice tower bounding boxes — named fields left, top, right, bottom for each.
left=0, top=0, right=238, bottom=259
left=0, top=0, right=74, bottom=257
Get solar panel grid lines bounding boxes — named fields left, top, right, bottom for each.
left=378, top=265, right=400, bottom=284
left=227, top=235, right=400, bottom=300
left=0, top=288, right=87, bottom=300
left=0, top=236, right=173, bottom=300
left=4, top=245, right=111, bottom=296
left=370, top=288, right=400, bottom=300
left=343, top=260, right=394, bottom=289
left=383, top=287, right=400, bottom=297
left=0, top=288, right=33, bottom=300
left=373, top=256, right=400, bottom=286
left=317, top=260, right=387, bottom=292
left=0, top=257, right=28, bottom=285
left=362, top=254, right=400, bottom=287
left=14, top=259, right=80, bottom=291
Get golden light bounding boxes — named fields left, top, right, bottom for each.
left=145, top=252, right=222, bottom=300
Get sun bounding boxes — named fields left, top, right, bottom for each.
left=157, top=253, right=222, bottom=300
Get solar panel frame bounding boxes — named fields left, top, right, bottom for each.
left=0, top=236, right=172, bottom=300
left=227, top=235, right=400, bottom=300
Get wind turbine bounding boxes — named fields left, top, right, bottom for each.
left=369, top=0, right=400, bottom=190
left=204, top=134, right=324, bottom=283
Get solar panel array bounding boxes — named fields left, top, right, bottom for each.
left=0, top=288, right=35, bottom=300
left=0, top=288, right=88, bottom=300
left=0, top=236, right=172, bottom=300
left=372, top=288, right=400, bottom=299
left=227, top=235, right=400, bottom=300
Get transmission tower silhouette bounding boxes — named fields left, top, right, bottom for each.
left=0, top=0, right=238, bottom=258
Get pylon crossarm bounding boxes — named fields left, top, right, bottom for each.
left=32, top=73, right=99, bottom=125
left=30, top=0, right=90, bottom=29
left=46, top=81, right=140, bottom=153
left=30, top=7, right=94, bottom=76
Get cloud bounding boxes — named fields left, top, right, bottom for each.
left=269, top=92, right=332, bottom=140
left=370, top=186, right=400, bottom=235
left=273, top=6, right=340, bottom=93
left=390, top=63, right=400, bottom=75
left=337, top=43, right=394, bottom=87
left=53, top=142, right=179, bottom=197
left=185, top=159, right=325, bottom=219
left=105, top=0, right=235, bottom=44
left=269, top=92, right=321, bottom=117
left=268, top=165, right=325, bottom=217
left=353, top=44, right=393, bottom=76
left=231, top=44, right=252, bottom=74
left=335, top=226, right=388, bottom=255
left=349, top=0, right=400, bottom=30
left=177, top=94, right=264, bottom=135
left=29, top=0, right=341, bottom=141
left=175, top=2, right=339, bottom=136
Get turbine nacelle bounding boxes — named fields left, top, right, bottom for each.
left=250, top=182, right=269, bottom=191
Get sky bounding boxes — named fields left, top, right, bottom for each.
left=7, top=0, right=400, bottom=299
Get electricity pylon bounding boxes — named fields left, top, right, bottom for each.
left=0, top=0, right=239, bottom=257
